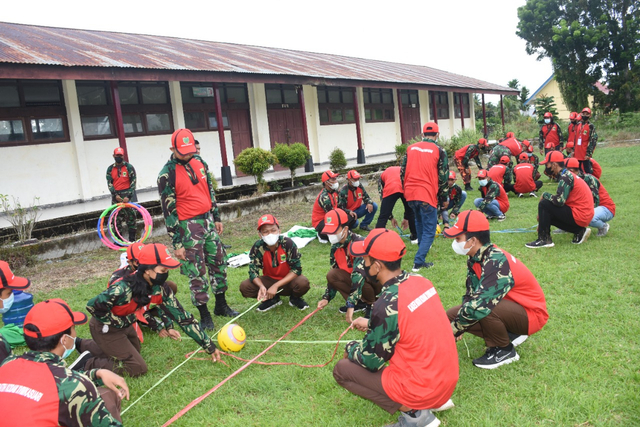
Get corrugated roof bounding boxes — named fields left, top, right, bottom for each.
left=0, top=21, right=517, bottom=94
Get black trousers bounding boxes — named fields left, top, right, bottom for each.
left=315, top=213, right=357, bottom=240
left=504, top=181, right=542, bottom=194
left=538, top=199, right=584, bottom=238
left=579, top=159, right=593, bottom=174
left=374, top=192, right=417, bottom=238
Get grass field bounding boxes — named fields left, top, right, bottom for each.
left=8, top=145, right=640, bottom=426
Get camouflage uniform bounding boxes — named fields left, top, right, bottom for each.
left=0, top=351, right=122, bottom=426
left=106, top=161, right=137, bottom=238
left=476, top=180, right=502, bottom=212
left=337, top=183, right=374, bottom=209
left=486, top=145, right=512, bottom=169
left=541, top=170, right=579, bottom=206
left=248, top=236, right=302, bottom=282
left=579, top=173, right=600, bottom=207
left=0, top=332, right=11, bottom=364
left=157, top=154, right=227, bottom=307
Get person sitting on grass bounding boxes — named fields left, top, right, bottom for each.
left=85, top=243, right=222, bottom=378
left=333, top=229, right=459, bottom=427
left=525, top=151, right=594, bottom=248
left=443, top=210, right=549, bottom=370
left=437, top=171, right=467, bottom=229
left=338, top=169, right=378, bottom=232
left=504, top=152, right=543, bottom=198
left=473, top=169, right=509, bottom=221
left=312, top=170, right=357, bottom=243
left=0, top=260, right=31, bottom=363
left=239, top=214, right=310, bottom=312
left=317, top=209, right=379, bottom=321
left=524, top=142, right=542, bottom=180
left=0, top=298, right=129, bottom=425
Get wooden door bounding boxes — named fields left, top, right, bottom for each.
left=267, top=108, right=305, bottom=171
left=402, top=106, right=422, bottom=143
left=227, top=109, right=253, bottom=177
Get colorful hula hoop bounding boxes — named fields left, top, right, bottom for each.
left=97, top=203, right=153, bottom=250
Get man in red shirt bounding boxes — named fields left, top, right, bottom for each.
left=539, top=112, right=563, bottom=154
left=106, top=147, right=138, bottom=242
left=574, top=107, right=598, bottom=174
left=312, top=170, right=357, bottom=243
left=567, top=112, right=579, bottom=146
left=504, top=153, right=543, bottom=197
left=333, top=229, right=458, bottom=427
left=499, top=132, right=523, bottom=157
left=487, top=155, right=513, bottom=186
left=338, top=170, right=377, bottom=232
left=473, top=170, right=509, bottom=221
left=444, top=210, right=548, bottom=369
left=375, top=166, right=417, bottom=243
left=454, top=138, right=488, bottom=191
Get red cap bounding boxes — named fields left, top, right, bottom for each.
left=522, top=139, right=531, bottom=147
left=544, top=112, right=552, bottom=118
left=137, top=243, right=181, bottom=269
left=322, top=209, right=349, bottom=235
left=569, top=112, right=578, bottom=120
left=346, top=170, right=361, bottom=180
left=499, top=156, right=510, bottom=165
left=349, top=229, right=406, bottom=262
left=321, top=170, right=339, bottom=183
left=581, top=107, right=592, bottom=115
left=448, top=171, right=457, bottom=180
left=566, top=141, right=575, bottom=149
left=527, top=145, right=534, bottom=153
left=477, top=169, right=488, bottom=179
left=0, top=261, right=30, bottom=290
left=171, top=128, right=197, bottom=156
left=506, top=132, right=515, bottom=138
left=541, top=151, right=565, bottom=164
left=518, top=152, right=529, bottom=161
left=565, top=157, right=580, bottom=169
left=443, top=210, right=490, bottom=238
left=422, top=122, right=439, bottom=134
left=113, top=147, right=125, bottom=156
left=257, top=214, right=279, bottom=230
left=126, top=243, right=145, bottom=262
left=24, top=299, right=87, bottom=338
left=478, top=138, right=488, bottom=147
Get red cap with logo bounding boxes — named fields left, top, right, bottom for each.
left=113, top=147, right=125, bottom=156
left=0, top=261, right=30, bottom=290
left=346, top=170, right=361, bottom=180
left=477, top=169, right=488, bottom=179
left=443, top=210, right=490, bottom=238
left=322, top=209, right=349, bottom=235
left=565, top=157, right=580, bottom=169
left=527, top=145, right=534, bottom=153
left=518, top=152, right=529, bottom=161
left=137, top=243, right=181, bottom=268
left=544, top=112, right=552, bottom=118
left=172, top=128, right=197, bottom=156
left=569, top=112, right=578, bottom=120
left=24, top=299, right=87, bottom=338
left=499, top=156, right=510, bottom=165
left=522, top=139, right=531, bottom=147
left=506, top=132, right=515, bottom=138
left=321, top=170, right=339, bottom=183
left=126, top=243, right=145, bottom=262
left=257, top=214, right=279, bottom=230
left=448, top=171, right=457, bottom=180
left=422, top=122, right=439, bottom=134
left=349, top=229, right=406, bottom=262
left=581, top=107, right=592, bottom=115
left=478, top=138, right=488, bottom=147
left=540, top=151, right=565, bottom=164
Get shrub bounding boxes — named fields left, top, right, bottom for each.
left=233, top=148, right=277, bottom=191
left=329, top=147, right=347, bottom=172
left=0, top=194, right=41, bottom=243
left=272, top=142, right=311, bottom=187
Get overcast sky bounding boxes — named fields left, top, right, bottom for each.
left=2, top=0, right=552, bottom=103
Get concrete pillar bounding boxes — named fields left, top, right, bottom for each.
left=448, top=92, right=456, bottom=135
left=169, top=81, right=185, bottom=129
left=392, top=88, right=402, bottom=145
left=247, top=83, right=271, bottom=151
left=470, top=93, right=476, bottom=131
left=302, top=84, right=321, bottom=161
left=61, top=80, right=92, bottom=200
left=419, top=90, right=431, bottom=127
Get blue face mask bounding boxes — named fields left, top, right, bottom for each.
left=61, top=335, right=76, bottom=359
left=544, top=118, right=551, bottom=124
left=478, top=179, right=488, bottom=187
left=0, top=292, right=15, bottom=314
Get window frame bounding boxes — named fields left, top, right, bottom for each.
left=429, top=91, right=450, bottom=120
left=363, top=88, right=395, bottom=123
left=316, top=86, right=356, bottom=125
left=453, top=92, right=471, bottom=119
left=181, top=82, right=249, bottom=132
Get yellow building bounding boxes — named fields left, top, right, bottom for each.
left=525, top=74, right=595, bottom=119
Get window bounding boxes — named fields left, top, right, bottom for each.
left=0, top=79, right=69, bottom=146
left=363, top=88, right=395, bottom=123
left=429, top=91, right=450, bottom=120
left=317, top=86, right=355, bottom=125
left=265, top=84, right=300, bottom=107
left=181, top=83, right=247, bottom=131
left=77, top=83, right=114, bottom=138
left=454, top=93, right=471, bottom=118
left=400, top=90, right=419, bottom=107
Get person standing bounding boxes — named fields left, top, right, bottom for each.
left=525, top=151, right=594, bottom=248
left=574, top=107, right=598, bottom=174
left=338, top=170, right=378, bottom=232
left=375, top=166, right=417, bottom=243
left=443, top=210, right=548, bottom=369
left=474, top=170, right=509, bottom=221
left=312, top=170, right=357, bottom=243
left=539, top=112, right=563, bottom=155
left=157, top=128, right=237, bottom=331
left=567, top=112, right=579, bottom=147
left=505, top=153, right=543, bottom=197
left=333, top=229, right=459, bottom=427
left=400, top=122, right=449, bottom=271
left=239, top=214, right=310, bottom=312
left=106, top=147, right=137, bottom=242
left=454, top=138, right=488, bottom=191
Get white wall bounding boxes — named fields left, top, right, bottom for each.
left=317, top=124, right=358, bottom=161
left=362, top=122, right=398, bottom=156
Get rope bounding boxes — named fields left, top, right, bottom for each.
left=162, top=308, right=329, bottom=426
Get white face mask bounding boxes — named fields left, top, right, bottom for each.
left=544, top=118, right=551, bottom=124
left=478, top=179, right=488, bottom=187
left=451, top=238, right=472, bottom=256
left=61, top=335, right=76, bottom=359
left=327, top=228, right=345, bottom=245
left=351, top=180, right=360, bottom=188
left=0, top=291, right=15, bottom=314
left=261, top=233, right=279, bottom=246
left=330, top=182, right=339, bottom=191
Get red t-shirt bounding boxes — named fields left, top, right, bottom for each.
left=174, top=158, right=212, bottom=221
left=404, top=141, right=441, bottom=207
left=499, top=137, right=522, bottom=156
left=541, top=124, right=561, bottom=149
left=597, top=182, right=616, bottom=216
left=346, top=187, right=365, bottom=210
left=565, top=172, right=595, bottom=227
left=110, top=165, right=131, bottom=191
left=590, top=158, right=602, bottom=179
left=381, top=275, right=459, bottom=410
left=567, top=123, right=578, bottom=145
left=514, top=163, right=537, bottom=193
left=487, top=164, right=507, bottom=185
left=311, top=190, right=338, bottom=227
left=262, top=245, right=291, bottom=280
left=380, top=167, right=403, bottom=198
left=574, top=123, right=593, bottom=160
left=481, top=182, right=510, bottom=214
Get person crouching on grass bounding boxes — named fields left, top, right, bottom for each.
left=85, top=243, right=222, bottom=377
left=444, top=210, right=549, bottom=369
left=333, top=229, right=458, bottom=427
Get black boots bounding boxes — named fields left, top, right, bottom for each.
left=197, top=304, right=215, bottom=331
left=213, top=293, right=239, bottom=317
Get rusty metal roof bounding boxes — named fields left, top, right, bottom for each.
left=0, top=22, right=517, bottom=94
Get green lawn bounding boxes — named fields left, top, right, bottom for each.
left=10, top=145, right=640, bottom=426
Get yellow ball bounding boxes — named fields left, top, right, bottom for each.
left=436, top=224, right=442, bottom=234
left=218, top=323, right=246, bottom=352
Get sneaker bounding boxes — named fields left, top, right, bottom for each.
left=517, top=193, right=524, bottom=198
left=214, top=304, right=239, bottom=317
left=496, top=215, right=506, bottom=221
left=485, top=215, right=496, bottom=220
left=464, top=184, right=473, bottom=191
left=384, top=409, right=440, bottom=427
left=412, top=262, right=434, bottom=272
left=571, top=227, right=591, bottom=244
left=529, top=192, right=538, bottom=197
left=525, top=238, right=554, bottom=248
left=359, top=225, right=372, bottom=232
left=507, top=332, right=529, bottom=347
left=68, top=350, right=92, bottom=371
left=289, top=296, right=309, bottom=310
left=431, top=398, right=455, bottom=412
left=410, top=235, right=419, bottom=244
left=339, top=301, right=367, bottom=314
left=257, top=296, right=282, bottom=312
left=596, top=223, right=610, bottom=237
left=223, top=244, right=232, bottom=249
left=552, top=228, right=567, bottom=234
left=317, top=237, right=329, bottom=244
left=472, top=345, right=519, bottom=369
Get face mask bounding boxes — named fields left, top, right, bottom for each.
left=0, top=292, right=15, bottom=314
left=363, top=261, right=379, bottom=285
left=262, top=233, right=279, bottom=246
left=114, top=156, right=123, bottom=164
left=351, top=180, right=360, bottom=188
left=452, top=239, right=472, bottom=256
left=151, top=271, right=169, bottom=287
left=478, top=179, right=488, bottom=187
left=330, top=182, right=339, bottom=191
left=61, top=335, right=76, bottom=359
left=327, top=228, right=345, bottom=245
left=544, top=118, right=551, bottom=124
left=545, top=167, right=554, bottom=177
left=582, top=115, right=589, bottom=121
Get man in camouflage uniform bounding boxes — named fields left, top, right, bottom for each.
left=317, top=209, right=379, bottom=321
left=453, top=138, right=488, bottom=191
left=338, top=169, right=377, bottom=232
left=486, top=143, right=512, bottom=169
left=444, top=210, right=549, bottom=369
left=106, top=147, right=138, bottom=242
left=437, top=171, right=467, bottom=228
left=158, top=128, right=238, bottom=330
left=0, top=298, right=128, bottom=425
left=311, top=170, right=356, bottom=243
left=333, top=229, right=459, bottom=427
